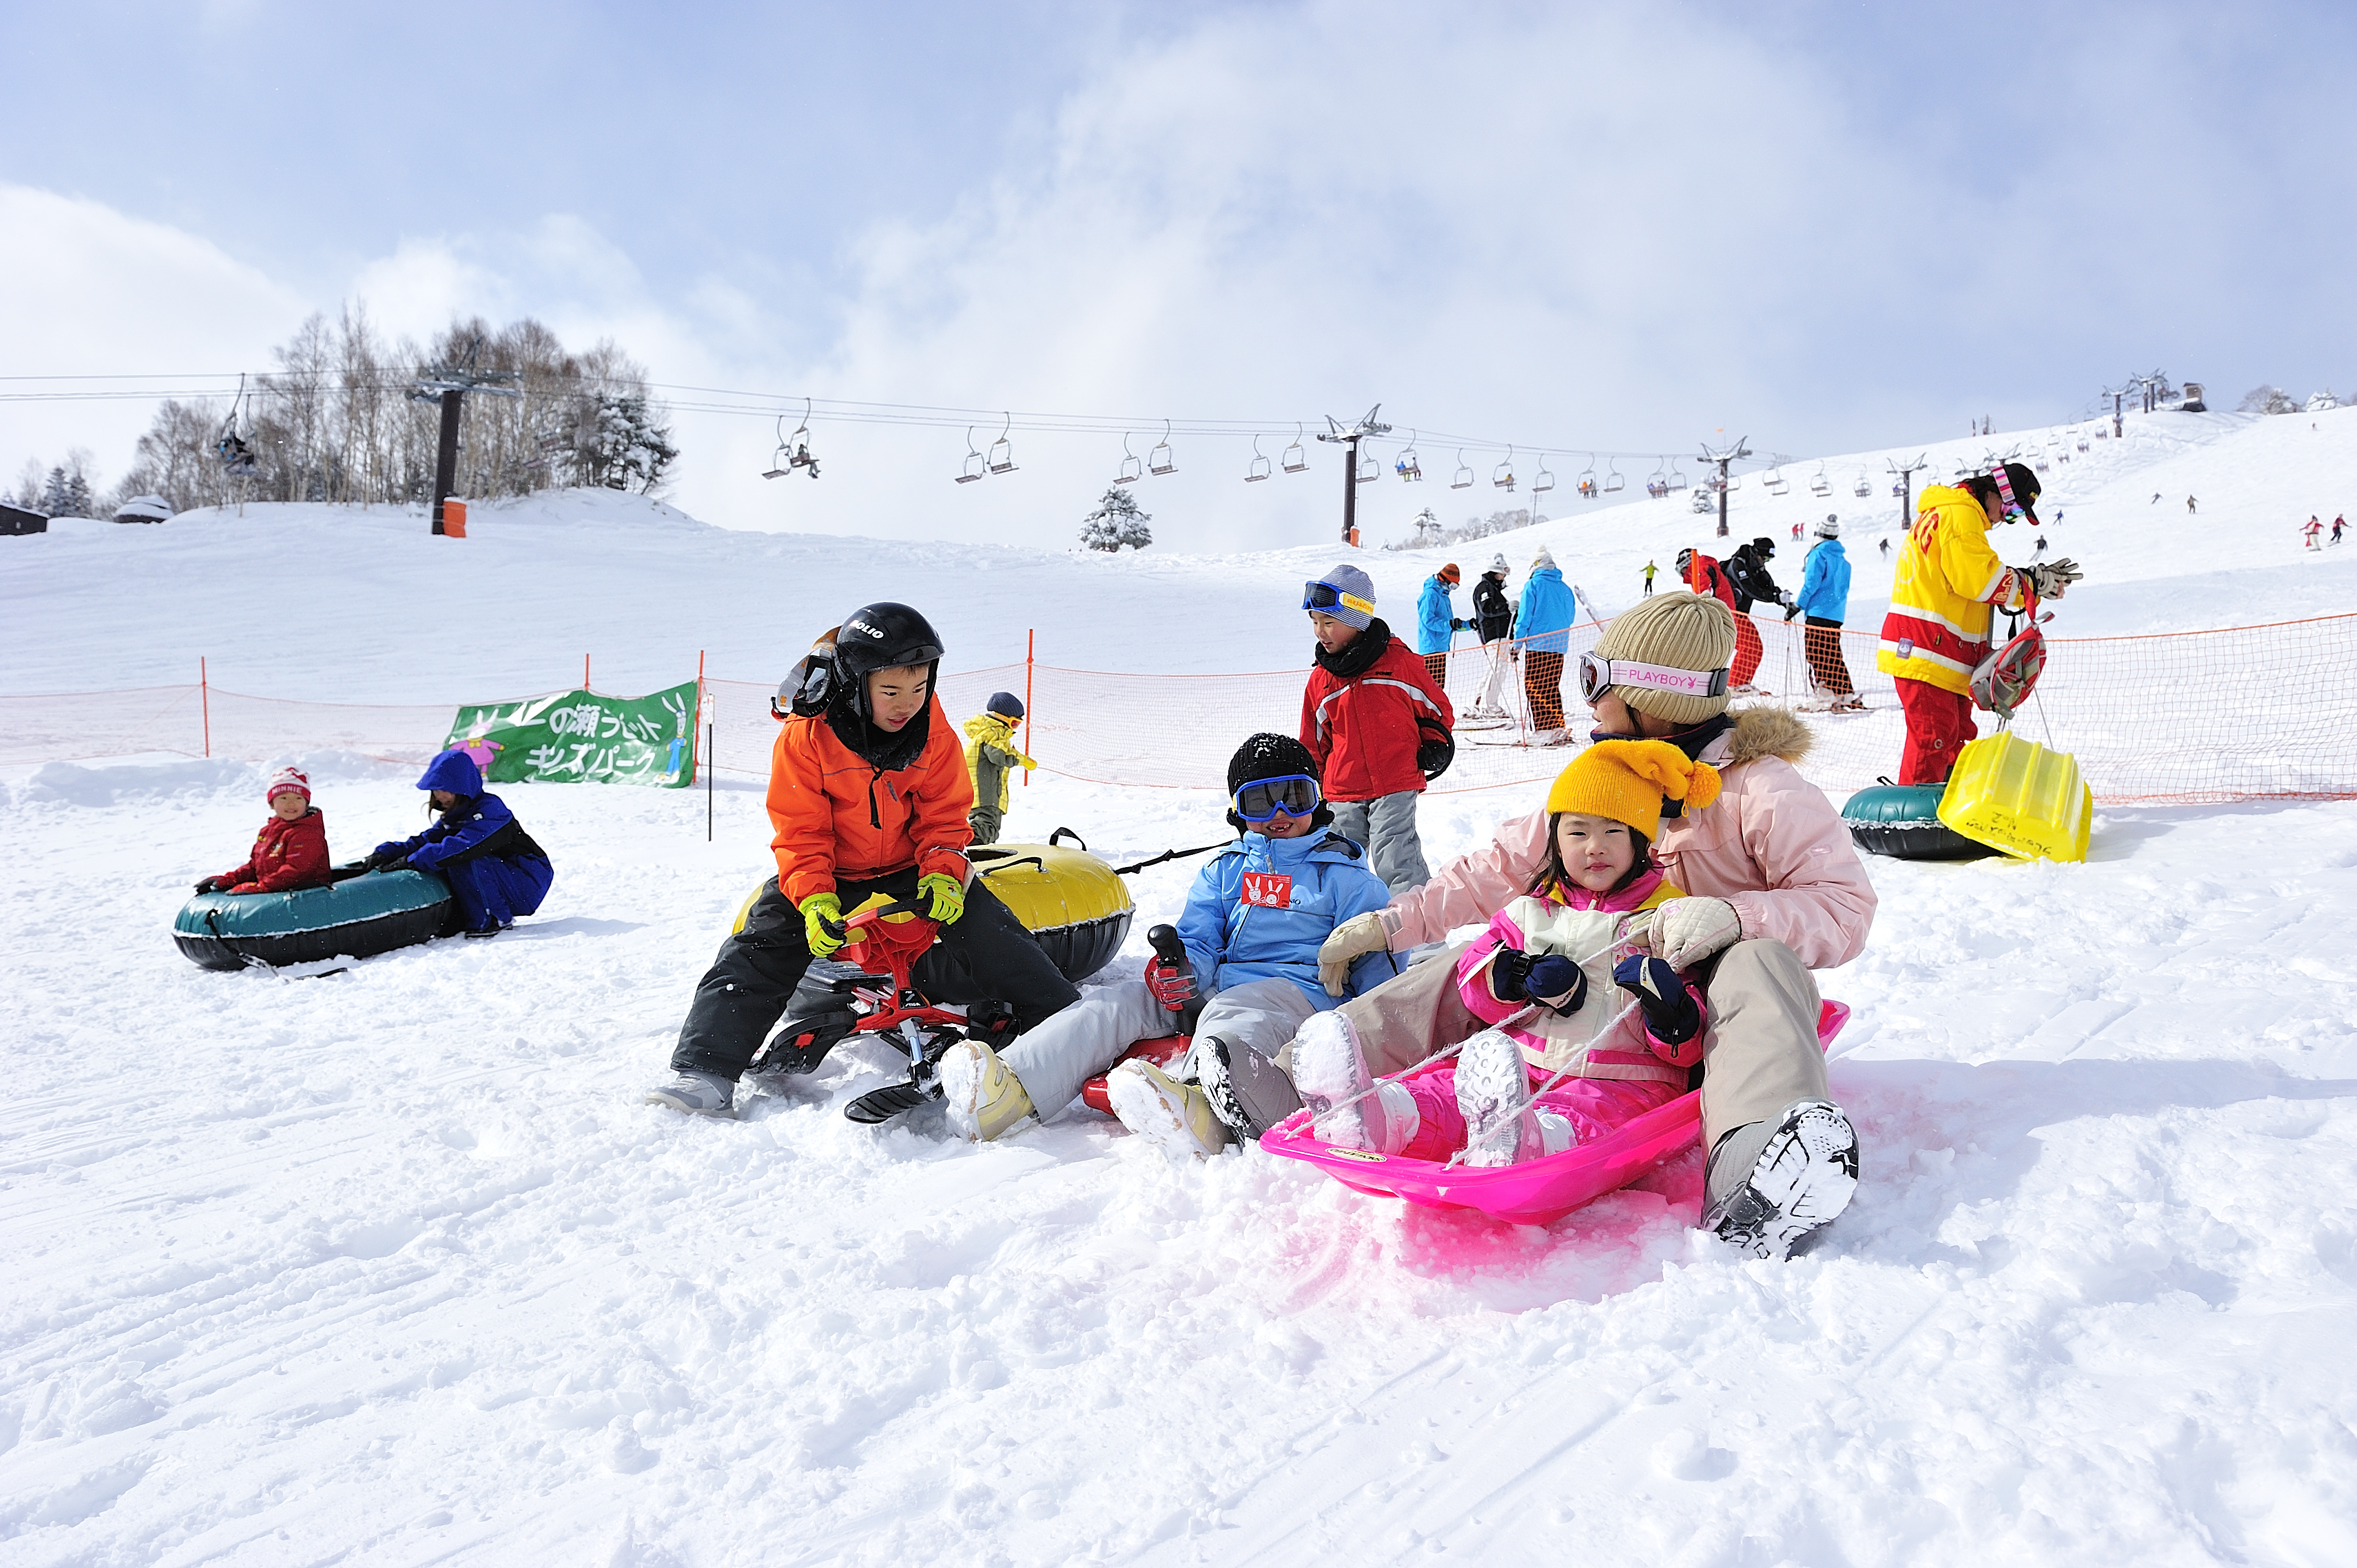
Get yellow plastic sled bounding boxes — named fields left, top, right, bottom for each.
left=1936, top=730, right=2093, bottom=863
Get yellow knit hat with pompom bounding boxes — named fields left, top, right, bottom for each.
left=1543, top=739, right=1722, bottom=842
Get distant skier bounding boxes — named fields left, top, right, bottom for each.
left=1470, top=554, right=1517, bottom=720
left=2186, top=495, right=2198, bottom=514
left=2334, top=515, right=2347, bottom=545
left=1790, top=522, right=1802, bottom=541
left=2152, top=492, right=2163, bottom=505
left=2034, top=535, right=2047, bottom=555
left=2303, top=516, right=2324, bottom=548
left=1515, top=549, right=1579, bottom=742
left=1641, top=559, right=1658, bottom=597
left=1878, top=537, right=1891, bottom=559
left=1795, top=517, right=1859, bottom=710
left=1414, top=563, right=1468, bottom=690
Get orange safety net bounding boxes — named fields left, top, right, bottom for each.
left=10, top=615, right=2353, bottom=806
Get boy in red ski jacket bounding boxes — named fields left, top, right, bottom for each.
left=196, top=767, right=331, bottom=895
left=1298, top=563, right=1453, bottom=894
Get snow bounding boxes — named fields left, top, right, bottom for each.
left=3, top=411, right=2357, bottom=1565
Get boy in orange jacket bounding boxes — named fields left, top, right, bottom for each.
left=646, top=603, right=1078, bottom=1117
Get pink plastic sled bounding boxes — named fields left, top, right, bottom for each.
left=1261, top=1000, right=1849, bottom=1227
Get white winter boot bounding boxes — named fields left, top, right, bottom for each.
left=1291, top=1012, right=1417, bottom=1154
left=1454, top=1030, right=1571, bottom=1166
left=939, top=1039, right=1035, bottom=1142
left=1702, top=1099, right=1859, bottom=1258
left=1108, top=1060, right=1232, bottom=1162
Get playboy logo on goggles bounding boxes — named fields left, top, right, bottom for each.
left=1577, top=652, right=1730, bottom=703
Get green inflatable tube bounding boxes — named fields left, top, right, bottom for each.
left=173, top=870, right=459, bottom=971
left=1840, top=783, right=1998, bottom=861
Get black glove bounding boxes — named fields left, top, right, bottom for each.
left=1784, top=604, right=1802, bottom=622
left=1490, top=949, right=1587, bottom=1012
left=1614, top=955, right=1701, bottom=1045
left=1453, top=617, right=1470, bottom=631
left=373, top=855, right=409, bottom=874
left=194, top=876, right=223, bottom=894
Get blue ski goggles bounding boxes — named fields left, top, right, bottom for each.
left=1301, top=581, right=1376, bottom=617
left=1233, top=774, right=1321, bottom=821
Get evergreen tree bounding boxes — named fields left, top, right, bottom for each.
left=1079, top=486, right=1152, bottom=551
left=568, top=392, right=679, bottom=493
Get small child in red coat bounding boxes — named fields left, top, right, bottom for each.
left=197, top=767, right=332, bottom=895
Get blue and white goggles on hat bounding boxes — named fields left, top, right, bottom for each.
left=1234, top=774, right=1321, bottom=821
left=1301, top=580, right=1375, bottom=617
left=1577, top=652, right=1730, bottom=704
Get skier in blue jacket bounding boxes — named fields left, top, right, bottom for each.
left=1793, top=515, right=1859, bottom=708
left=1515, top=547, right=1579, bottom=740
left=939, top=733, right=1394, bottom=1157
left=362, top=750, right=554, bottom=937
left=1414, top=564, right=1468, bottom=690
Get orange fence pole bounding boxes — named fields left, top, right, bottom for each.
left=200, top=656, right=211, bottom=758
left=1022, top=629, right=1035, bottom=787
left=584, top=654, right=591, bottom=692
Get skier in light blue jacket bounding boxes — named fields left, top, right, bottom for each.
left=1515, top=548, right=1579, bottom=740
left=1794, top=515, right=1859, bottom=707
left=1414, top=564, right=1468, bottom=690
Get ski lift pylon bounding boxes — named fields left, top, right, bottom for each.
left=1245, top=434, right=1272, bottom=483
left=1282, top=423, right=1308, bottom=474
left=1603, top=458, right=1625, bottom=494
left=955, top=426, right=985, bottom=484
left=1451, top=450, right=1474, bottom=489
left=986, top=411, right=1017, bottom=475
left=1147, top=420, right=1176, bottom=476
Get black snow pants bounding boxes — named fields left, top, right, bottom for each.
left=670, top=866, right=1079, bottom=1080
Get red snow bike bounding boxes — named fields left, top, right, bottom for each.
left=745, top=894, right=1018, bottom=1124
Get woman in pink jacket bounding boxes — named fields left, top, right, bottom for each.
left=1295, top=740, right=1717, bottom=1165
left=1304, top=592, right=1878, bottom=1258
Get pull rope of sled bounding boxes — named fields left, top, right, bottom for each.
left=1447, top=988, right=1644, bottom=1169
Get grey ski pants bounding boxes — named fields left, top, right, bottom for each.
left=997, top=975, right=1315, bottom=1122
left=1332, top=937, right=1827, bottom=1148
left=1329, top=791, right=1429, bottom=894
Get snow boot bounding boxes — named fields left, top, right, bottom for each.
left=1702, top=1099, right=1859, bottom=1260
left=645, top=1071, right=736, bottom=1118
left=1107, top=1059, right=1231, bottom=1162
left=1200, top=1034, right=1303, bottom=1138
left=1455, top=1029, right=1570, bottom=1166
left=939, top=1038, right=1033, bottom=1143
left=1291, top=1011, right=1416, bottom=1154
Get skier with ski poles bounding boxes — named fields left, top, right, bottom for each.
left=1469, top=554, right=1517, bottom=720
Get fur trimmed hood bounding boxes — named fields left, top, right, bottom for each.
left=1724, top=705, right=1813, bottom=768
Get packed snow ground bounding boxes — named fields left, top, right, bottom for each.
left=3, top=409, right=2356, bottom=1566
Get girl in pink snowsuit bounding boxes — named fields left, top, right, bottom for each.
left=1295, top=741, right=1719, bottom=1165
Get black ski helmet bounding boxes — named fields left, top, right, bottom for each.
left=1225, top=732, right=1333, bottom=833
left=832, top=602, right=946, bottom=721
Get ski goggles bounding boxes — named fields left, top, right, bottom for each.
left=1301, top=580, right=1376, bottom=618
left=1576, top=651, right=1730, bottom=704
left=1233, top=774, right=1321, bottom=821
left=1989, top=463, right=2036, bottom=524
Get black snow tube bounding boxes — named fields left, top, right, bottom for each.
left=173, top=869, right=461, bottom=971
left=1840, top=783, right=1997, bottom=861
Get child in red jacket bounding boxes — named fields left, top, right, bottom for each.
left=1298, top=563, right=1453, bottom=895
left=197, top=767, right=331, bottom=895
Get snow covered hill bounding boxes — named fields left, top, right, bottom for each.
left=3, top=409, right=2355, bottom=1566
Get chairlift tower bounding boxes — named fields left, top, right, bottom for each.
left=409, top=334, right=522, bottom=534
left=1316, top=404, right=1391, bottom=546
left=1886, top=453, right=1929, bottom=529
left=1698, top=437, right=1749, bottom=539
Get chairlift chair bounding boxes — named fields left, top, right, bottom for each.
left=1451, top=450, right=1474, bottom=489
left=1147, top=420, right=1176, bottom=476
left=1395, top=431, right=1422, bottom=481
left=1282, top=424, right=1309, bottom=474
left=1603, top=458, right=1625, bottom=493
left=1645, top=458, right=1667, bottom=499
left=1762, top=465, right=1787, bottom=495
left=1530, top=455, right=1556, bottom=494
left=1357, top=452, right=1381, bottom=484
left=215, top=373, right=260, bottom=477
left=1245, top=434, right=1272, bottom=483
left=955, top=427, right=985, bottom=484
left=1492, top=446, right=1516, bottom=491
left=763, top=412, right=796, bottom=478
left=1668, top=461, right=1689, bottom=492
left=1853, top=473, right=1872, bottom=498
left=1577, top=455, right=1598, bottom=498
left=1118, top=432, right=1145, bottom=486
left=1810, top=462, right=1832, bottom=497
left=986, top=412, right=1017, bottom=475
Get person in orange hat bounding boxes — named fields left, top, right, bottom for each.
left=1414, top=562, right=1468, bottom=689
left=1295, top=739, right=1718, bottom=1166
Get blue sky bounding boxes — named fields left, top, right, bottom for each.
left=4, top=1, right=2353, bottom=548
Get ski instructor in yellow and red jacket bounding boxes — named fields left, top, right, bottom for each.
left=1876, top=462, right=2081, bottom=784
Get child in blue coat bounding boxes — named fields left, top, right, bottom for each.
left=939, top=733, right=1395, bottom=1158
left=364, top=750, right=555, bottom=937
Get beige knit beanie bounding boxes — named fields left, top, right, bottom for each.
left=1589, top=591, right=1736, bottom=726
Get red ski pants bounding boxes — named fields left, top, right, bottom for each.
left=1732, top=613, right=1762, bottom=687
left=1895, top=677, right=1978, bottom=785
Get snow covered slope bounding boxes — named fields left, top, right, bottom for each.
left=3, top=410, right=2356, bottom=1566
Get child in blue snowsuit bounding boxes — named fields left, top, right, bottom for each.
left=938, top=733, right=1396, bottom=1157
left=365, top=750, right=554, bottom=937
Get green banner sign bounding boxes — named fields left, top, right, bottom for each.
left=445, top=680, right=699, bottom=789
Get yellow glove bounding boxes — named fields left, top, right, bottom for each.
left=800, top=892, right=847, bottom=958
left=917, top=872, right=966, bottom=925
left=1318, top=911, right=1393, bottom=996
left=1016, top=751, right=1038, bottom=771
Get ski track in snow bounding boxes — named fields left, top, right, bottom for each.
left=3, top=409, right=2356, bottom=1566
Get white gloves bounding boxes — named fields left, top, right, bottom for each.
left=1318, top=911, right=1393, bottom=996
left=1627, top=896, right=1742, bottom=971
